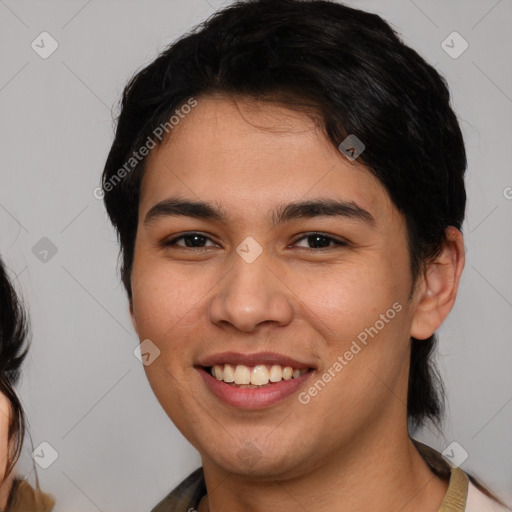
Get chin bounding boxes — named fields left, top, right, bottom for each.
left=202, top=441, right=306, bottom=479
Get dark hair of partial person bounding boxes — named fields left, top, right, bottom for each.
left=0, top=259, right=29, bottom=486
left=0, top=258, right=49, bottom=512
left=101, top=0, right=508, bottom=506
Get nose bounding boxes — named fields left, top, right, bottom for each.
left=208, top=247, right=294, bottom=333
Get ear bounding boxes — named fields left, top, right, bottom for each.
left=129, top=300, right=139, bottom=335
left=410, top=226, right=465, bottom=340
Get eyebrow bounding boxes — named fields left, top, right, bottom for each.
left=144, top=196, right=375, bottom=227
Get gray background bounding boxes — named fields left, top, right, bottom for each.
left=0, top=0, right=511, bottom=510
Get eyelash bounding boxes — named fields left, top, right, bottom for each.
left=162, top=232, right=349, bottom=251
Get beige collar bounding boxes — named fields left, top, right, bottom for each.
left=413, top=439, right=469, bottom=512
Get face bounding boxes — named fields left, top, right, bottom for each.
left=0, top=391, right=13, bottom=508
left=130, top=96, right=421, bottom=478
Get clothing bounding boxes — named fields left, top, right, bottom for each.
left=4, top=477, right=55, bottom=512
left=150, top=440, right=510, bottom=512
left=466, top=480, right=511, bottom=512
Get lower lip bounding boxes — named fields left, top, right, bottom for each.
left=197, top=367, right=314, bottom=409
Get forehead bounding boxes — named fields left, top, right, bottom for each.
left=139, top=95, right=398, bottom=227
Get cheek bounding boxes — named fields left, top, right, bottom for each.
left=131, top=257, right=201, bottom=341
left=296, top=257, right=412, bottom=399
left=295, top=258, right=406, bottom=341
left=131, top=262, right=206, bottom=429
left=130, top=252, right=224, bottom=384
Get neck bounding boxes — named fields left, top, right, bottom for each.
left=198, top=420, right=449, bottom=512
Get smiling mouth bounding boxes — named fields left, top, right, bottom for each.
left=202, top=363, right=313, bottom=388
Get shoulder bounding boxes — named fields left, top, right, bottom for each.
left=412, top=439, right=510, bottom=512
left=6, top=478, right=55, bottom=512
left=466, top=480, right=511, bottom=512
left=151, top=467, right=205, bottom=512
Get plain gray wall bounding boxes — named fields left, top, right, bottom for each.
left=1, top=0, right=511, bottom=510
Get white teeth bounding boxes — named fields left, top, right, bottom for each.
left=251, top=365, right=270, bottom=385
left=213, top=365, right=223, bottom=380
left=234, top=365, right=251, bottom=385
left=269, top=365, right=283, bottom=382
left=223, top=364, right=235, bottom=382
left=282, top=366, right=293, bottom=380
left=209, top=363, right=309, bottom=386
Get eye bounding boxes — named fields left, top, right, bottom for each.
left=162, top=231, right=348, bottom=251
left=292, top=232, right=348, bottom=249
left=163, top=232, right=217, bottom=249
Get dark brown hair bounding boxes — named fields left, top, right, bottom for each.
left=0, top=259, right=29, bottom=484
left=0, top=259, right=48, bottom=511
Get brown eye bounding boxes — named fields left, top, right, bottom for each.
left=163, top=233, right=216, bottom=248
left=293, top=232, right=348, bottom=249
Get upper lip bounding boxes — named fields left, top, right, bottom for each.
left=197, top=351, right=314, bottom=369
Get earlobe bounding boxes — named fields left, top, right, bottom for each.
left=410, top=227, right=465, bottom=340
